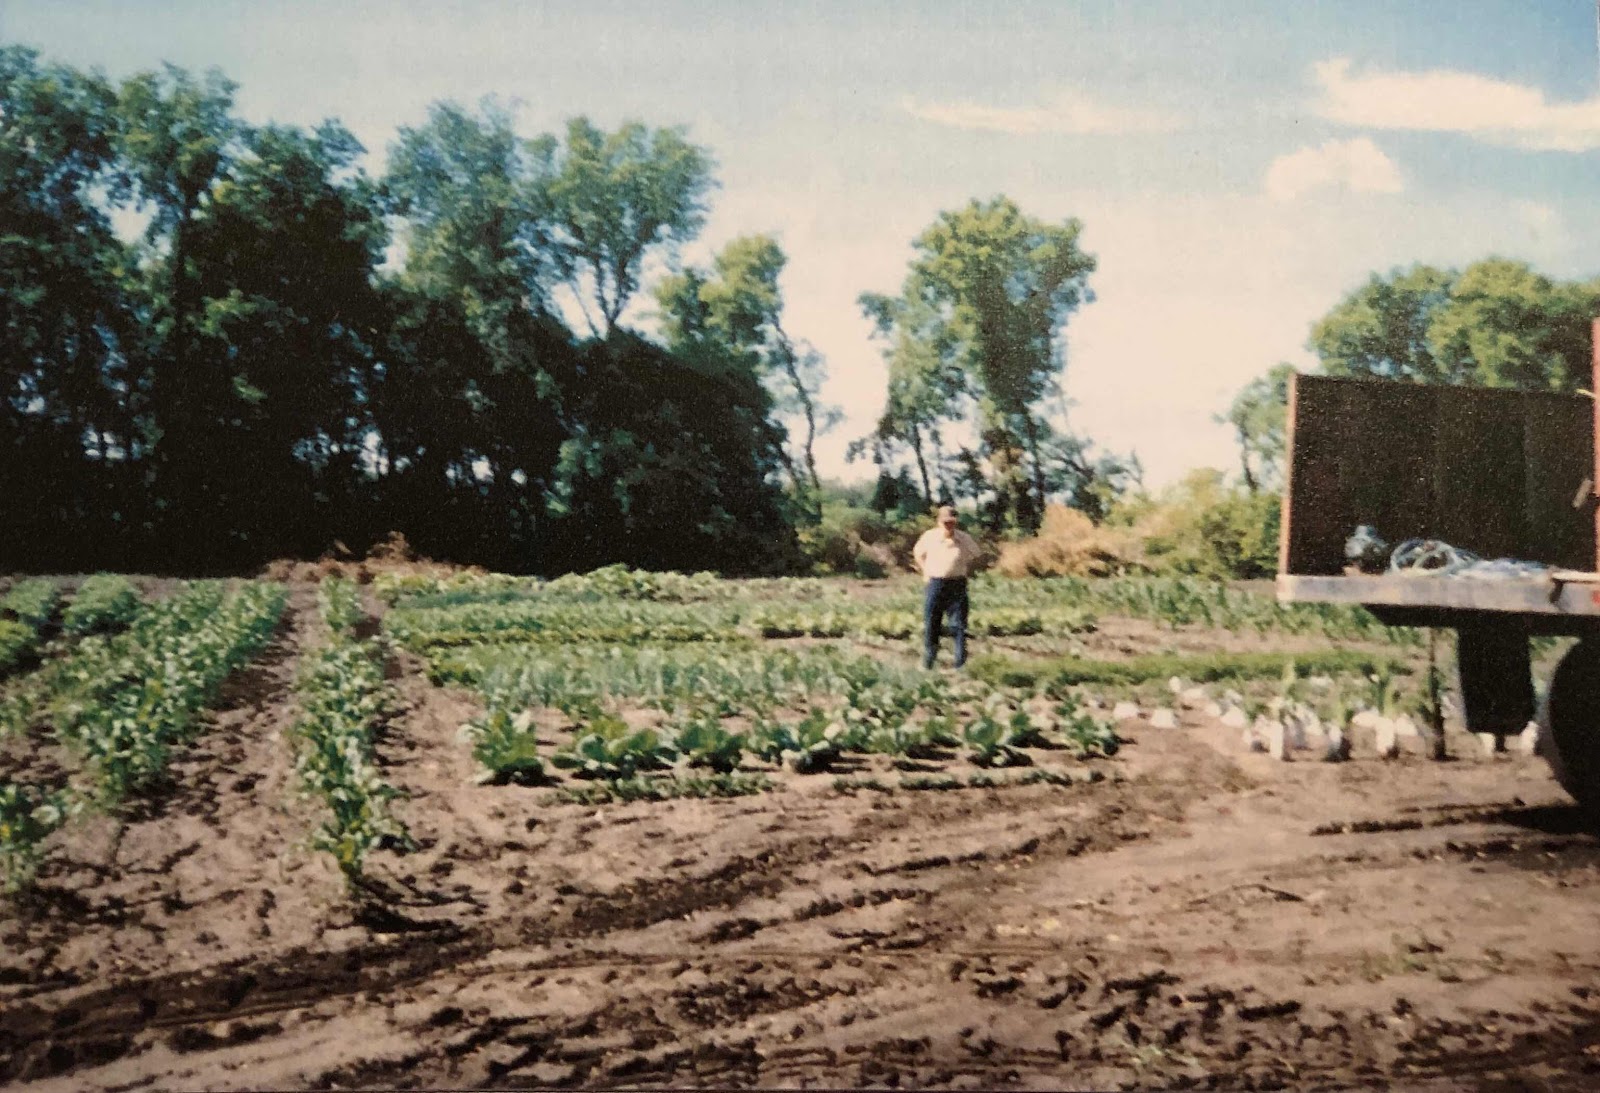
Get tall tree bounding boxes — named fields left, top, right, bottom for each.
left=1219, top=362, right=1293, bottom=493
left=855, top=290, right=967, bottom=507
left=181, top=121, right=391, bottom=559
left=114, top=63, right=247, bottom=558
left=656, top=234, right=836, bottom=509
left=859, top=197, right=1096, bottom=530
left=541, top=118, right=715, bottom=337
left=1427, top=258, right=1600, bottom=392
left=1310, top=259, right=1599, bottom=392
left=0, top=47, right=134, bottom=567
left=386, top=100, right=556, bottom=341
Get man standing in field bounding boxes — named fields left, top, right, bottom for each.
left=913, top=505, right=982, bottom=669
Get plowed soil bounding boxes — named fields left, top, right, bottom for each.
left=4, top=584, right=1600, bottom=1091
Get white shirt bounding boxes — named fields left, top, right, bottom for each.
left=914, top=527, right=982, bottom=579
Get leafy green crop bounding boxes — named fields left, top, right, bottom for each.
left=459, top=707, right=547, bottom=784
left=552, top=714, right=674, bottom=779
left=1051, top=698, right=1120, bottom=757
left=1, top=579, right=60, bottom=631
left=0, top=621, right=33, bottom=676
left=292, top=597, right=408, bottom=885
left=750, top=709, right=844, bottom=773
left=962, top=714, right=1028, bottom=768
left=0, top=782, right=74, bottom=893
left=60, top=575, right=142, bottom=637
left=670, top=712, right=746, bottom=773
left=54, top=582, right=287, bottom=802
left=318, top=578, right=366, bottom=638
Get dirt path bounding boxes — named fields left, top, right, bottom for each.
left=3, top=609, right=1600, bottom=1089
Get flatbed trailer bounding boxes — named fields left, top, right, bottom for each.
left=1277, top=322, right=1600, bottom=814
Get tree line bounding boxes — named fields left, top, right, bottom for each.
left=2, top=47, right=838, bottom=574
left=5, top=44, right=1133, bottom=575
left=1225, top=258, right=1600, bottom=492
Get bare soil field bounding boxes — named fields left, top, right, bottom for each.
left=3, top=583, right=1600, bottom=1091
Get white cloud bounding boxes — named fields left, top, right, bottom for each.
left=1264, top=137, right=1403, bottom=202
left=901, top=90, right=1179, bottom=136
left=1314, top=57, right=1600, bottom=152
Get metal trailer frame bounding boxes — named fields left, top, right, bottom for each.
left=1276, top=320, right=1600, bottom=813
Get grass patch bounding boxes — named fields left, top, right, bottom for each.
left=968, top=648, right=1411, bottom=690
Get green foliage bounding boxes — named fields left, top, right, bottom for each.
left=1310, top=259, right=1600, bottom=392
left=291, top=590, right=408, bottom=884
left=1124, top=470, right=1280, bottom=579
left=1218, top=363, right=1293, bottom=494
left=858, top=195, right=1098, bottom=531
left=458, top=707, right=547, bottom=784
left=2, top=580, right=61, bottom=631
left=318, top=578, right=366, bottom=637
left=750, top=709, right=844, bottom=773
left=54, top=582, right=287, bottom=802
left=669, top=711, right=747, bottom=773
left=0, top=622, right=35, bottom=676
left=961, top=713, right=1028, bottom=768
left=0, top=782, right=76, bottom=894
left=551, top=714, right=674, bottom=779
left=1052, top=697, right=1120, bottom=757
left=541, top=117, right=716, bottom=336
left=657, top=233, right=838, bottom=505
left=60, top=575, right=142, bottom=637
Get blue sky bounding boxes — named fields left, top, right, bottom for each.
left=8, top=1, right=1600, bottom=486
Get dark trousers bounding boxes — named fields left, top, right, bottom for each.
left=923, top=577, right=969, bottom=668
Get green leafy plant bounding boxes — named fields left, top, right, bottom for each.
left=670, top=711, right=746, bottom=773
left=750, top=709, right=844, bottom=773
left=1052, top=698, right=1120, bottom=757
left=962, top=714, right=1028, bottom=768
left=60, top=575, right=142, bottom=637
left=552, top=714, right=674, bottom=779
left=459, top=707, right=547, bottom=784
left=0, top=782, right=76, bottom=893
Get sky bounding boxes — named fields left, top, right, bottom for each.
left=8, top=0, right=1600, bottom=488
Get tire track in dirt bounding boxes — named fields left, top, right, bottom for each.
left=13, top=616, right=1600, bottom=1090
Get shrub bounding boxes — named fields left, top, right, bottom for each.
left=995, top=505, right=1139, bottom=578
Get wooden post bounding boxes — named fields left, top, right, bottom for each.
left=1278, top=372, right=1299, bottom=576
left=1593, top=318, right=1600, bottom=571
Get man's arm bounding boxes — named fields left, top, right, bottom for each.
left=912, top=531, right=929, bottom=573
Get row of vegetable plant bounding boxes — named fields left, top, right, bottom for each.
left=0, top=579, right=61, bottom=675
left=1, top=581, right=286, bottom=892
left=289, top=579, right=409, bottom=886
left=50, top=581, right=288, bottom=802
left=379, top=567, right=1412, bottom=646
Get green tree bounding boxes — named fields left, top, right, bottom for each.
left=1219, top=362, right=1293, bottom=493
left=0, top=48, right=136, bottom=567
left=656, top=234, right=836, bottom=509
left=859, top=196, right=1096, bottom=530
left=1310, top=264, right=1455, bottom=384
left=855, top=290, right=966, bottom=507
left=114, top=63, right=249, bottom=557
left=1427, top=258, right=1600, bottom=392
left=542, top=118, right=715, bottom=337
left=386, top=100, right=557, bottom=341
left=1310, top=259, right=1599, bottom=392
left=182, top=121, right=392, bottom=559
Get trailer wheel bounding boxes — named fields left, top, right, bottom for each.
left=1540, top=640, right=1600, bottom=820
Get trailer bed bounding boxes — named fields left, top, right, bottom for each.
left=1279, top=572, right=1600, bottom=633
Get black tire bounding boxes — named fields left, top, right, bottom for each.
left=1540, top=640, right=1600, bottom=820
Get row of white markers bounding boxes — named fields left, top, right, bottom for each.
left=1094, top=678, right=1542, bottom=763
